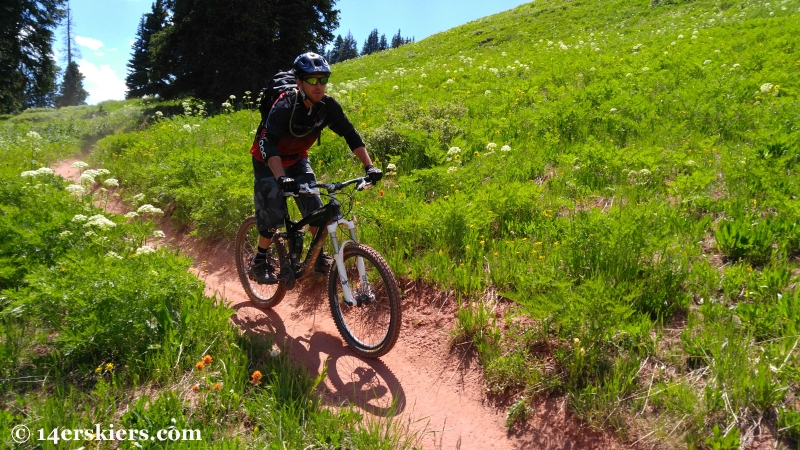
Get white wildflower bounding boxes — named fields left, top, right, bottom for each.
left=229, top=95, right=236, bottom=100
left=124, top=211, right=139, bottom=219
left=78, top=172, right=96, bottom=185
left=85, top=230, right=96, bottom=237
left=678, top=34, right=684, bottom=39
left=183, top=124, right=192, bottom=132
left=153, top=230, right=166, bottom=238
left=65, top=184, right=86, bottom=196
left=20, top=170, right=38, bottom=178
left=626, top=73, right=633, bottom=77
left=486, top=142, right=497, bottom=151
left=137, top=204, right=164, bottom=215
left=386, top=163, right=397, bottom=172
left=26, top=131, right=42, bottom=141
left=610, top=107, right=618, bottom=114
left=103, top=178, right=119, bottom=188
left=501, top=145, right=511, bottom=152
left=703, top=60, right=712, bottom=65
left=446, top=79, right=454, bottom=84
left=633, top=43, right=643, bottom=51
left=84, top=214, right=116, bottom=230
left=642, top=67, right=649, bottom=72
left=393, top=85, right=399, bottom=90
left=105, top=251, right=123, bottom=260
left=489, top=68, right=498, bottom=74
left=760, top=83, right=774, bottom=94
left=732, top=63, right=740, bottom=68
left=136, top=245, right=156, bottom=256
left=447, top=166, right=458, bottom=174
left=155, top=111, right=163, bottom=118
left=589, top=67, right=596, bottom=72
left=559, top=42, right=568, bottom=50
left=132, top=193, right=145, bottom=202
left=447, top=147, right=462, bottom=156
left=59, top=230, right=72, bottom=238
left=484, top=90, right=491, bottom=96
left=71, top=161, right=89, bottom=170
left=671, top=41, right=677, bottom=46
left=71, top=214, right=88, bottom=222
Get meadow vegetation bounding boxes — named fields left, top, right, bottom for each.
left=2, top=0, right=799, bottom=447
left=0, top=104, right=419, bottom=447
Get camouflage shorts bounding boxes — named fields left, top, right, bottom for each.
left=253, top=158, right=323, bottom=236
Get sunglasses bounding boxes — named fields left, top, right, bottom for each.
left=302, top=76, right=329, bottom=85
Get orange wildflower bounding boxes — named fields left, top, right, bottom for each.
left=211, top=383, right=222, bottom=391
left=203, top=355, right=213, bottom=364
left=250, top=370, right=263, bottom=386
left=195, top=361, right=205, bottom=371
left=192, top=384, right=200, bottom=391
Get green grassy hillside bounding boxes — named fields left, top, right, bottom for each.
left=0, top=105, right=418, bottom=447
left=10, top=0, right=799, bottom=446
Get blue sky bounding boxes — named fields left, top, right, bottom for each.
left=59, top=0, right=528, bottom=104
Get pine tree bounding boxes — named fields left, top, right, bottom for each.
left=54, top=0, right=87, bottom=107
left=391, top=29, right=403, bottom=49
left=125, top=0, right=168, bottom=98
left=339, top=31, right=359, bottom=62
left=148, top=0, right=339, bottom=102
left=61, top=0, right=80, bottom=65
left=0, top=0, right=64, bottom=113
left=361, top=29, right=379, bottom=56
left=327, top=34, right=344, bottom=64
left=379, top=34, right=388, bottom=51
left=54, top=61, right=87, bottom=107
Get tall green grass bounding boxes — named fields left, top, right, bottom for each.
left=51, top=0, right=800, bottom=445
left=0, top=103, right=420, bottom=448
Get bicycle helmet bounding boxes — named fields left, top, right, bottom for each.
left=293, top=52, right=332, bottom=78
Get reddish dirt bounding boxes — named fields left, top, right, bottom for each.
left=54, top=159, right=623, bottom=450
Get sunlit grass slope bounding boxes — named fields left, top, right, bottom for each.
left=1, top=106, right=419, bottom=447
left=85, top=0, right=800, bottom=446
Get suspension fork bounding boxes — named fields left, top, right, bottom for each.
left=327, top=218, right=366, bottom=306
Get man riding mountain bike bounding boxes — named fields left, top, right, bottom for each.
left=249, top=52, right=382, bottom=284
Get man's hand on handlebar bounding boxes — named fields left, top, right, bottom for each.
left=364, top=165, right=383, bottom=184
left=278, top=176, right=297, bottom=194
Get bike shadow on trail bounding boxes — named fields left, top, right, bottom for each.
left=231, top=280, right=407, bottom=418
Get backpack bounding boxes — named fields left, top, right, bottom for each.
left=258, top=70, right=296, bottom=122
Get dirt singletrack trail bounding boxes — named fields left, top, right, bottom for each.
left=54, top=159, right=622, bottom=450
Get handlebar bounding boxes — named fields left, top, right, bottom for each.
left=282, top=177, right=373, bottom=197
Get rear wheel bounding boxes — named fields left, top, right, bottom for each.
left=328, top=244, right=401, bottom=358
left=235, top=216, right=286, bottom=308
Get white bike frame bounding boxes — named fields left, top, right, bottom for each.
left=326, top=218, right=366, bottom=306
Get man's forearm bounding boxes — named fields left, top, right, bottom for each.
left=352, top=146, right=373, bottom=167
left=268, top=156, right=285, bottom=178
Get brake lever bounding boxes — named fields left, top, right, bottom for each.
left=356, top=179, right=372, bottom=191
left=298, top=183, right=320, bottom=195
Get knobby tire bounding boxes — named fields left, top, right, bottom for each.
left=234, top=216, right=286, bottom=309
left=327, top=244, right=402, bottom=358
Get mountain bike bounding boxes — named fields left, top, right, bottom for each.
left=234, top=177, right=402, bottom=358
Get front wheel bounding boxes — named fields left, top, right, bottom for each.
left=234, top=216, right=286, bottom=309
left=328, top=244, right=402, bottom=358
